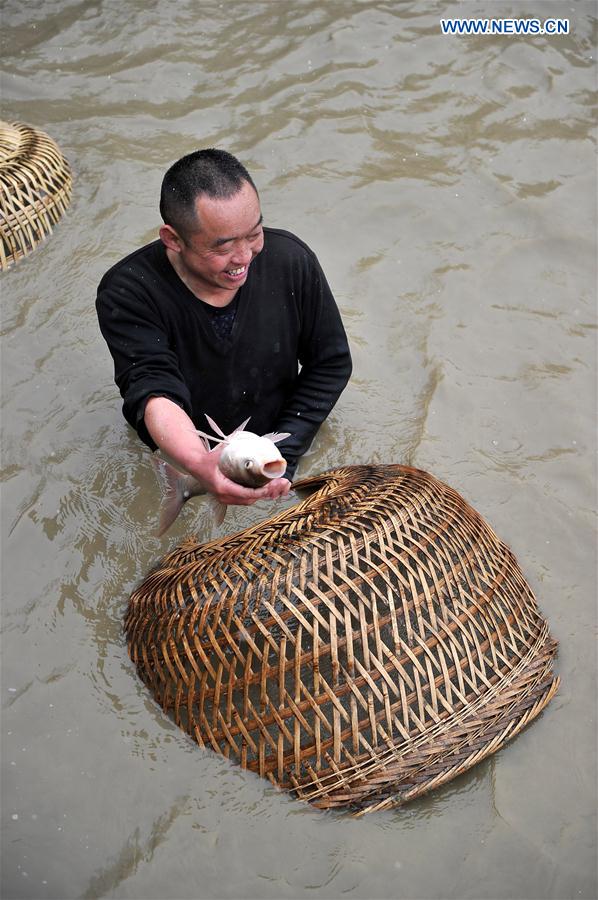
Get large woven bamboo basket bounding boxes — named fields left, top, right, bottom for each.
left=0, top=120, right=72, bottom=270
left=126, top=465, right=559, bottom=814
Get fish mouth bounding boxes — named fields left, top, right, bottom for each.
left=262, top=459, right=287, bottom=479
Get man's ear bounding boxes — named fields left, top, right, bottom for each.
left=159, top=224, right=183, bottom=253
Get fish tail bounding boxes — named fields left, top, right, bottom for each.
left=151, top=455, right=189, bottom=537
left=208, top=496, right=228, bottom=527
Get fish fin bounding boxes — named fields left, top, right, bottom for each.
left=195, top=429, right=222, bottom=449
left=208, top=497, right=228, bottom=526
left=204, top=414, right=229, bottom=439
left=198, top=414, right=252, bottom=446
left=231, top=416, right=251, bottom=435
left=151, top=456, right=192, bottom=537
left=261, top=431, right=291, bottom=444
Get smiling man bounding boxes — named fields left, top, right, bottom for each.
left=96, top=149, right=352, bottom=508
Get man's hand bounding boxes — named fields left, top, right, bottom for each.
left=145, top=397, right=292, bottom=507
left=256, top=476, right=292, bottom=501
left=190, top=444, right=291, bottom=505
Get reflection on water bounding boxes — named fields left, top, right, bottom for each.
left=1, top=1, right=596, bottom=898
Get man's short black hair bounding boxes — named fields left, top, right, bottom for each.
left=159, top=149, right=257, bottom=239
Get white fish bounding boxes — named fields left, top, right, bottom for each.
left=152, top=415, right=290, bottom=536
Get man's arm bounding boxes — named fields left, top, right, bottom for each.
left=144, top=397, right=290, bottom=504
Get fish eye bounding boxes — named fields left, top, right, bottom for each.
left=244, top=459, right=253, bottom=469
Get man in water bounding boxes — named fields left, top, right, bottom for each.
left=96, top=149, right=352, bottom=508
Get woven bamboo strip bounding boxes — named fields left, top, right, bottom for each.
left=0, top=120, right=72, bottom=270
left=126, top=465, right=559, bottom=812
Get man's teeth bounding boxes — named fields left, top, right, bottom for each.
left=227, top=266, right=246, bottom=275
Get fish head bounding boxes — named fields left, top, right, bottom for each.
left=219, top=433, right=287, bottom=487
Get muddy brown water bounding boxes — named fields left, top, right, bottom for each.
left=1, top=2, right=596, bottom=898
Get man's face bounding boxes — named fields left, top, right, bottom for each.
left=165, top=180, right=264, bottom=298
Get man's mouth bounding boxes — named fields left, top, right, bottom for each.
left=224, top=265, right=247, bottom=279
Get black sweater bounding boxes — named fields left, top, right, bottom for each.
left=96, top=228, right=352, bottom=477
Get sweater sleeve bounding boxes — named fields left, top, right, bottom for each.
left=273, top=252, right=352, bottom=478
left=96, top=268, right=193, bottom=449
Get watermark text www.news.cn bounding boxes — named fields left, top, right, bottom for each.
left=440, top=18, right=569, bottom=36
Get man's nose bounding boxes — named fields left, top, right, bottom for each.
left=232, top=241, right=252, bottom=265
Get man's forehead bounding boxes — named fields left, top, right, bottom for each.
left=194, top=189, right=261, bottom=244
